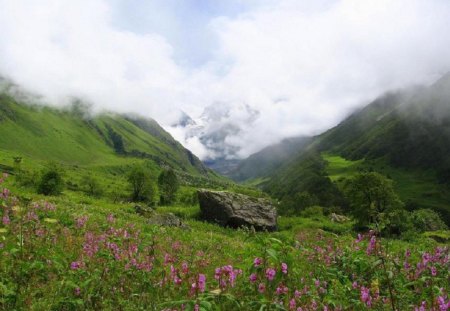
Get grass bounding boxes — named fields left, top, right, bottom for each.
left=1, top=177, right=449, bottom=310
left=323, top=153, right=450, bottom=222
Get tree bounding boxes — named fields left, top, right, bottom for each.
left=343, top=172, right=403, bottom=229
left=127, top=165, right=155, bottom=202
left=37, top=165, right=64, bottom=196
left=158, top=168, right=179, bottom=205
left=82, top=174, right=103, bottom=197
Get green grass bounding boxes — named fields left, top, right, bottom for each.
left=322, top=153, right=363, bottom=182
left=323, top=153, right=450, bottom=223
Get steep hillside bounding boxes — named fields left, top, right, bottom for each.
left=0, top=87, right=218, bottom=183
left=228, top=136, right=311, bottom=182
left=263, top=75, right=450, bottom=223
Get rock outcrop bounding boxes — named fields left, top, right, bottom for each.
left=197, top=189, right=277, bottom=231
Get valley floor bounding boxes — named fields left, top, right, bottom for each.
left=0, top=175, right=449, bottom=310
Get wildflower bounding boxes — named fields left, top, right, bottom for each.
left=352, top=281, right=358, bottom=289
left=2, top=215, right=10, bottom=225
left=437, top=295, right=449, bottom=311
left=254, top=257, right=263, bottom=267
left=258, top=283, right=266, bottom=293
left=431, top=266, right=437, bottom=276
left=366, top=235, right=376, bottom=255
left=76, top=215, right=88, bottom=228
left=74, top=287, right=81, bottom=296
left=214, top=265, right=241, bottom=289
left=355, top=233, right=363, bottom=243
left=360, top=286, right=372, bottom=307
left=194, top=304, right=200, bottom=311
left=414, top=301, right=426, bottom=311
left=249, top=273, right=257, bottom=283
left=289, top=298, right=296, bottom=310
left=70, top=261, right=83, bottom=270
left=198, top=274, right=206, bottom=293
left=281, top=262, right=288, bottom=274
left=276, top=284, right=288, bottom=295
left=266, top=268, right=276, bottom=281
left=106, top=213, right=115, bottom=223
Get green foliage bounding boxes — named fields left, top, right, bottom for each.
left=158, top=168, right=179, bottom=205
left=81, top=174, right=103, bottom=197
left=177, top=187, right=199, bottom=206
left=279, top=191, right=319, bottom=216
left=37, top=165, right=64, bottom=195
left=266, top=152, right=347, bottom=212
left=343, top=172, right=404, bottom=230
left=127, top=165, right=156, bottom=203
left=410, top=209, right=448, bottom=232
left=106, top=124, right=125, bottom=154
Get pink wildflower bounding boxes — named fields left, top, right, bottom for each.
left=266, top=268, right=276, bottom=281
left=254, top=257, right=263, bottom=267
left=281, top=262, right=288, bottom=274
left=258, top=283, right=266, bottom=293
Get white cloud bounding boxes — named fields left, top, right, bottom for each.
left=1, top=0, right=450, bottom=159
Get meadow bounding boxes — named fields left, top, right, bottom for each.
left=1, top=173, right=449, bottom=311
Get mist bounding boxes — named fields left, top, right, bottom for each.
left=1, top=0, right=450, bottom=160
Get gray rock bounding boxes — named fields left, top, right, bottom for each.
left=330, top=213, right=350, bottom=223
left=197, top=189, right=277, bottom=231
left=134, top=205, right=155, bottom=218
left=147, top=213, right=189, bottom=229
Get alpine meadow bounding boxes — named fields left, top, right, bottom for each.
left=0, top=1, right=449, bottom=311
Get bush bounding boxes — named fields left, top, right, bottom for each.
left=127, top=165, right=157, bottom=203
left=158, top=169, right=179, bottom=205
left=343, top=172, right=403, bottom=231
left=410, top=209, right=448, bottom=232
left=81, top=174, right=103, bottom=197
left=37, top=166, right=64, bottom=195
left=300, top=206, right=324, bottom=218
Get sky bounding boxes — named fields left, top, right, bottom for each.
left=1, top=0, right=450, bottom=160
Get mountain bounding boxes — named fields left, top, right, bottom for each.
left=0, top=81, right=220, bottom=189
left=227, top=136, right=312, bottom=182
left=260, top=74, right=450, bottom=223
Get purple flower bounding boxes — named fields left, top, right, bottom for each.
left=258, top=283, right=266, bottom=293
left=360, top=286, right=372, bottom=307
left=198, top=274, right=206, bottom=293
left=249, top=273, right=257, bottom=283
left=265, top=268, right=276, bottom=281
left=366, top=235, right=376, bottom=255
left=254, top=257, right=263, bottom=267
left=74, top=287, right=81, bottom=296
left=289, top=298, right=296, bottom=310
left=70, top=261, right=83, bottom=270
left=2, top=215, right=10, bottom=225
left=281, top=262, right=288, bottom=274
left=431, top=266, right=437, bottom=276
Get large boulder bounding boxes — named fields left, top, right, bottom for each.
left=197, top=190, right=277, bottom=231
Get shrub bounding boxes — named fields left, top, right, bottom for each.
left=37, top=166, right=64, bottom=195
left=158, top=168, right=179, bottom=205
left=300, top=205, right=324, bottom=218
left=343, top=172, right=404, bottom=231
left=127, top=164, right=156, bottom=203
left=410, top=209, right=448, bottom=232
left=81, top=174, right=103, bottom=197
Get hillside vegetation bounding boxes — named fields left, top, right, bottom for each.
left=259, top=75, right=450, bottom=224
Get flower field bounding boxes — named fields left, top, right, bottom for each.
left=0, top=175, right=449, bottom=310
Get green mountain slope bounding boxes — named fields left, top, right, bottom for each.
left=228, top=136, right=311, bottom=182
left=263, top=74, right=450, bottom=223
left=0, top=87, right=218, bottom=185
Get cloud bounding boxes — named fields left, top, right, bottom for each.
left=1, top=0, right=450, bottom=159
